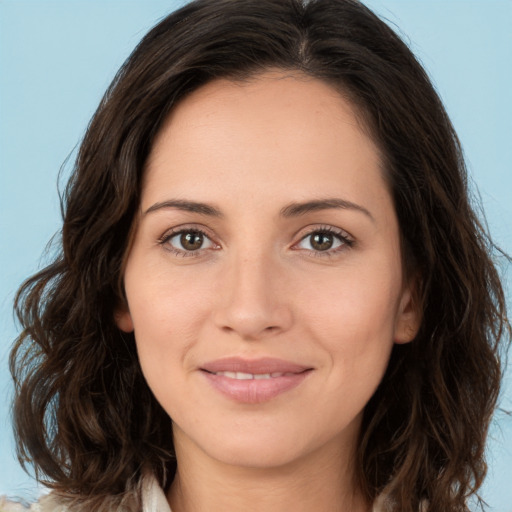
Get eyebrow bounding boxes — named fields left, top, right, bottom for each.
left=144, top=200, right=224, bottom=217
left=280, top=198, right=374, bottom=222
left=144, top=197, right=374, bottom=222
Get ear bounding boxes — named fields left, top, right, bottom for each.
left=115, top=307, right=134, bottom=333
left=393, top=279, right=421, bottom=344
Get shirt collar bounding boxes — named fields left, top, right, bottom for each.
left=142, top=472, right=172, bottom=512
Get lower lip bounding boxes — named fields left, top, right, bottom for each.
left=201, top=370, right=311, bottom=404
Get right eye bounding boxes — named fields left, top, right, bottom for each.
left=160, top=228, right=217, bottom=257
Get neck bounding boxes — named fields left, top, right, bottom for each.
left=167, top=428, right=371, bottom=512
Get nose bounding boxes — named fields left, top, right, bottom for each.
left=213, top=250, right=293, bottom=341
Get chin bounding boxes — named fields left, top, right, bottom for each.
left=210, top=440, right=309, bottom=470
left=191, top=419, right=353, bottom=472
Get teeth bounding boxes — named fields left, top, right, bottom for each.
left=214, top=371, right=288, bottom=379
left=236, top=372, right=253, bottom=380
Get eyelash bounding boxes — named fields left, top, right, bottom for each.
left=158, top=226, right=219, bottom=258
left=295, top=225, right=355, bottom=258
left=158, top=225, right=355, bottom=258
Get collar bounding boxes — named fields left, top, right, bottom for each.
left=142, top=473, right=172, bottom=512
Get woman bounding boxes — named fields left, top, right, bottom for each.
left=9, top=0, right=510, bottom=511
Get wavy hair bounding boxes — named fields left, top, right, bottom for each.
left=10, top=0, right=510, bottom=510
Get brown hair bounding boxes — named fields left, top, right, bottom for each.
left=10, top=0, right=510, bottom=510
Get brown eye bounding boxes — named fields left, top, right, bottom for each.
left=180, top=231, right=204, bottom=251
left=295, top=228, right=353, bottom=255
left=310, top=232, right=334, bottom=251
left=164, top=229, right=216, bottom=255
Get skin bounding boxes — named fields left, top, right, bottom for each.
left=117, top=70, right=420, bottom=512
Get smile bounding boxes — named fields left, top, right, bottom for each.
left=200, top=357, right=313, bottom=404
left=208, top=371, right=299, bottom=379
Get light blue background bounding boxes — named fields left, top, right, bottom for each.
left=1, top=0, right=511, bottom=508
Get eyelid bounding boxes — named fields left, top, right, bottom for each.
left=291, top=224, right=355, bottom=255
left=158, top=224, right=220, bottom=257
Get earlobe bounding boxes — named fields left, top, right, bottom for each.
left=115, top=309, right=134, bottom=333
left=394, top=284, right=421, bottom=344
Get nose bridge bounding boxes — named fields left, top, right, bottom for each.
left=214, top=244, right=292, bottom=339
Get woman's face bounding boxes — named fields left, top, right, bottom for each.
left=117, top=71, right=419, bottom=470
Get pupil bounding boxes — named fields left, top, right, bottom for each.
left=312, top=233, right=333, bottom=251
left=181, top=232, right=203, bottom=250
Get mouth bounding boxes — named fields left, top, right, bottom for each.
left=200, top=357, right=313, bottom=404
left=200, top=356, right=312, bottom=375
left=203, top=370, right=302, bottom=380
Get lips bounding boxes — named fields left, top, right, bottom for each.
left=200, top=357, right=313, bottom=404
left=208, top=371, right=298, bottom=379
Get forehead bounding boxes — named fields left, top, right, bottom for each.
left=143, top=70, right=388, bottom=215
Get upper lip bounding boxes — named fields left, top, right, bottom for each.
left=200, top=357, right=312, bottom=375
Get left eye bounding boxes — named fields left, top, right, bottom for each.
left=296, top=230, right=350, bottom=252
left=166, top=230, right=215, bottom=252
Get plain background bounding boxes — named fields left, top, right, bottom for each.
left=1, top=0, right=511, bottom=508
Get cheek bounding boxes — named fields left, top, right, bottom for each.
left=123, top=264, right=216, bottom=387
left=293, top=261, right=401, bottom=397
left=296, top=272, right=398, bottom=418
left=297, top=264, right=401, bottom=341
left=126, top=256, right=214, bottom=330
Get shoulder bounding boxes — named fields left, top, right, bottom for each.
left=0, top=489, right=135, bottom=512
left=31, top=494, right=72, bottom=512
left=0, top=494, right=72, bottom=512
left=0, top=494, right=66, bottom=512
left=0, top=473, right=169, bottom=512
left=28, top=492, right=141, bottom=512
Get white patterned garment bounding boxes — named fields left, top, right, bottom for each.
left=1, top=474, right=391, bottom=511
left=0, top=476, right=170, bottom=512
left=140, top=473, right=171, bottom=512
